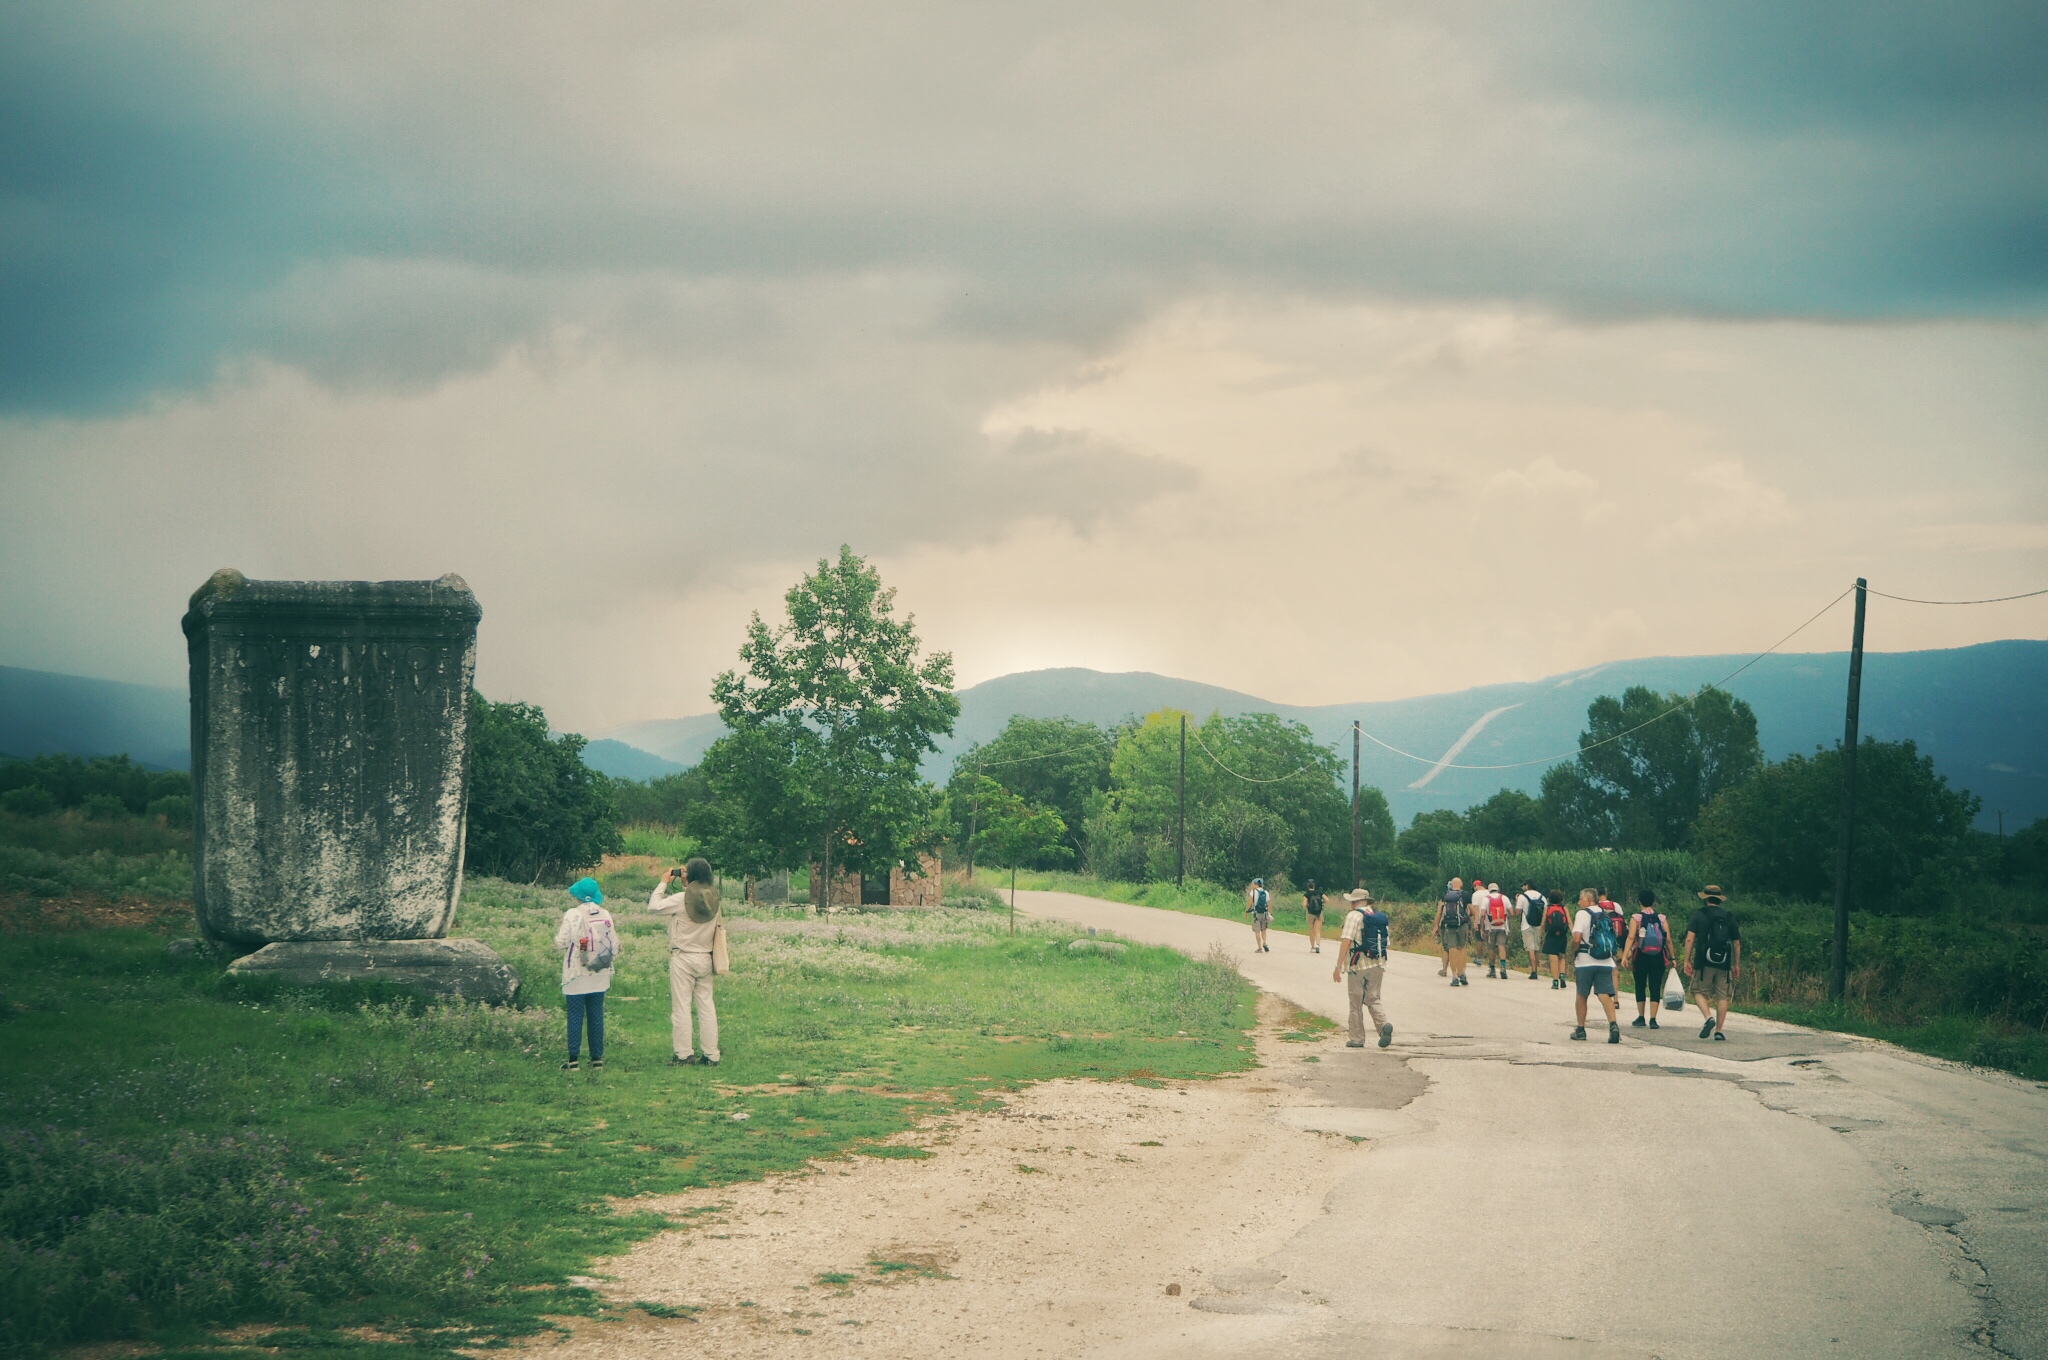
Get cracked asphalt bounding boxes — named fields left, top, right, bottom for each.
left=1014, top=890, right=2048, bottom=1360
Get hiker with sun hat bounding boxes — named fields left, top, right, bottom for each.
left=1685, top=885, right=1742, bottom=1041
left=1333, top=888, right=1394, bottom=1048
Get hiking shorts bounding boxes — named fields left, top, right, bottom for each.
left=1440, top=926, right=1471, bottom=950
left=1696, top=966, right=1733, bottom=1002
left=1252, top=911, right=1272, bottom=930
left=1574, top=965, right=1616, bottom=997
left=1522, top=922, right=1544, bottom=958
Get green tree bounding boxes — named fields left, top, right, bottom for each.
left=951, top=716, right=1113, bottom=867
left=705, top=546, right=959, bottom=888
left=1397, top=808, right=1467, bottom=866
left=1085, top=709, right=1350, bottom=887
left=973, top=780, right=1069, bottom=930
left=1539, top=686, right=1761, bottom=849
left=611, top=766, right=713, bottom=828
left=1694, top=737, right=1981, bottom=913
left=1461, top=788, right=1545, bottom=851
left=465, top=693, right=623, bottom=882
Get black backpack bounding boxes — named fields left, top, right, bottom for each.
left=1702, top=909, right=1736, bottom=967
left=1523, top=892, right=1545, bottom=928
left=1442, top=892, right=1468, bottom=931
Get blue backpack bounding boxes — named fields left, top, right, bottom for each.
left=1588, top=911, right=1619, bottom=962
left=1252, top=888, right=1269, bottom=912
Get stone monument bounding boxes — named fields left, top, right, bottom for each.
left=184, top=569, right=519, bottom=1003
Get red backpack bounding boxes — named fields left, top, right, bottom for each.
left=1487, top=893, right=1508, bottom=926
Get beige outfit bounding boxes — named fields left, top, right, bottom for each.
left=1339, top=907, right=1390, bottom=1042
left=649, top=881, right=722, bottom=1061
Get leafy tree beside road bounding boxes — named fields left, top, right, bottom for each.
left=951, top=716, right=1113, bottom=868
left=1540, top=685, right=1760, bottom=849
left=701, top=546, right=959, bottom=891
left=1694, top=737, right=1980, bottom=913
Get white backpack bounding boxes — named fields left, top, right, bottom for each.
left=577, top=911, right=620, bottom=973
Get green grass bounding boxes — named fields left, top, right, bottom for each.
left=998, top=868, right=1441, bottom=951
left=0, top=879, right=1253, bottom=1359
left=0, top=810, right=194, bottom=902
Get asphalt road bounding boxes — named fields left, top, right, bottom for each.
left=1013, top=889, right=2048, bottom=1360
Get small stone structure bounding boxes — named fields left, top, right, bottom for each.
left=889, top=853, right=944, bottom=907
left=185, top=569, right=518, bottom=1001
left=806, top=854, right=943, bottom=908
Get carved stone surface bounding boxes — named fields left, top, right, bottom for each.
left=183, top=569, right=481, bottom=945
left=227, top=938, right=521, bottom=1005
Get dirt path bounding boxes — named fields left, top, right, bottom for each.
left=549, top=995, right=1396, bottom=1358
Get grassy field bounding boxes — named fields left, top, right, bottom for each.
left=1003, top=869, right=2048, bottom=1081
left=0, top=822, right=1257, bottom=1360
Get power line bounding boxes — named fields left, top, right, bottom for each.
left=1866, top=584, right=2048, bottom=606
left=1185, top=723, right=1322, bottom=785
left=1354, top=582, right=1859, bottom=774
left=969, top=739, right=1112, bottom=772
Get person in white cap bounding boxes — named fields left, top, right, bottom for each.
left=1333, top=888, right=1394, bottom=1048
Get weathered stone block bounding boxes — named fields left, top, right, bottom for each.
left=226, top=938, right=521, bottom=1005
left=183, top=569, right=481, bottom=945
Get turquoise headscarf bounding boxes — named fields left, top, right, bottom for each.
left=568, top=877, right=604, bottom=905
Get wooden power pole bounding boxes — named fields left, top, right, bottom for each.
left=1176, top=714, right=1187, bottom=889
left=1829, top=578, right=1868, bottom=1002
left=1351, top=721, right=1362, bottom=889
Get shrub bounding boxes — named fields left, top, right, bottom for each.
left=0, top=1127, right=490, bottom=1356
left=465, top=693, right=623, bottom=884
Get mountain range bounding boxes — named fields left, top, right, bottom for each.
left=6, top=639, right=2044, bottom=829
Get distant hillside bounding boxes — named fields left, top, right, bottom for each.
left=938, top=643, right=2048, bottom=830
left=579, top=738, right=686, bottom=782
left=0, top=665, right=189, bottom=770
left=10, top=641, right=2045, bottom=828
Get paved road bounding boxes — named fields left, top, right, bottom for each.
left=1015, top=890, right=2048, bottom=1360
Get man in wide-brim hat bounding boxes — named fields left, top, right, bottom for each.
left=1333, top=888, right=1394, bottom=1049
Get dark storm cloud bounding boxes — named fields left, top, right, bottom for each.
left=2, top=1, right=2044, bottom=416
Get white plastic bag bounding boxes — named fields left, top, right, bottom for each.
left=1664, top=972, right=1687, bottom=1012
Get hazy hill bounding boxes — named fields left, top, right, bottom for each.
left=0, top=665, right=190, bottom=770
left=8, top=640, right=2044, bottom=828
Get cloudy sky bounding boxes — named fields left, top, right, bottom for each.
left=3, top=1, right=2044, bottom=734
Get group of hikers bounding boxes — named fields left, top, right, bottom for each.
left=1256, top=875, right=1745, bottom=1051
left=552, top=857, right=729, bottom=1071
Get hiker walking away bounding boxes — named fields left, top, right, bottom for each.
left=650, top=857, right=724, bottom=1066
left=1571, top=887, right=1622, bottom=1043
left=1481, top=882, right=1511, bottom=979
left=555, top=878, right=618, bottom=1071
left=1540, top=893, right=1564, bottom=987
left=1540, top=891, right=1571, bottom=988
left=1244, top=878, right=1274, bottom=952
left=1333, top=888, right=1394, bottom=1048
left=1437, top=877, right=1460, bottom=977
left=1623, top=889, right=1675, bottom=1029
left=1518, top=880, right=1547, bottom=980
left=1303, top=879, right=1326, bottom=954
left=1685, top=885, right=1742, bottom=1041
left=1242, top=877, right=1274, bottom=953
left=1436, top=877, right=1473, bottom=986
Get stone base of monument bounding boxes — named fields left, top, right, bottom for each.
left=226, top=938, right=522, bottom=1005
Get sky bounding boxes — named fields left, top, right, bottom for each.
left=2, top=1, right=2044, bottom=736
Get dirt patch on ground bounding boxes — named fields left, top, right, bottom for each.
left=549, top=994, right=1382, bottom=1359
left=0, top=893, right=192, bottom=933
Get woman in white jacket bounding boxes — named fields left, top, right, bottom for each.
left=555, top=877, right=617, bottom=1071
left=649, top=857, right=722, bottom=1066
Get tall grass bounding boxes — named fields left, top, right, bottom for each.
left=615, top=824, right=698, bottom=861
left=1436, top=843, right=1706, bottom=905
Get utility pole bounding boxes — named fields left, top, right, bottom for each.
left=1829, top=577, right=1868, bottom=1002
left=1176, top=714, right=1187, bottom=889
left=965, top=762, right=981, bottom=882
left=1351, top=721, right=1362, bottom=889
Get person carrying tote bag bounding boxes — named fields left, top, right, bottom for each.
left=649, top=856, right=725, bottom=1066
